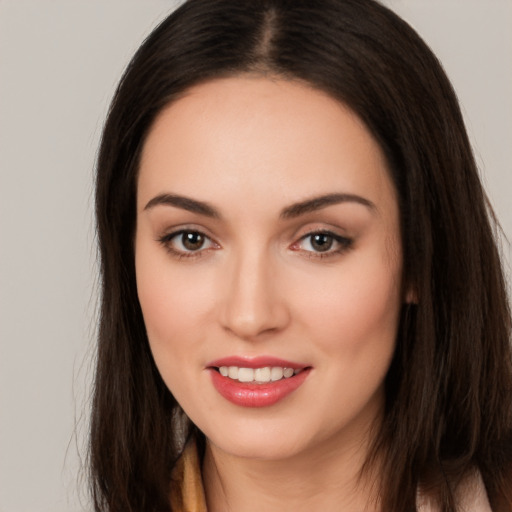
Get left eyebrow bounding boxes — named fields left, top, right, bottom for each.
left=280, top=193, right=376, bottom=219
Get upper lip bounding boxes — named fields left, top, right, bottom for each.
left=206, top=356, right=309, bottom=370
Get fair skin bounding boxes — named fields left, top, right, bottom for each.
left=135, top=76, right=404, bottom=511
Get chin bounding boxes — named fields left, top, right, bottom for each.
left=209, top=432, right=307, bottom=461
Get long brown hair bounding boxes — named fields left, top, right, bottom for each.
left=91, top=1, right=512, bottom=510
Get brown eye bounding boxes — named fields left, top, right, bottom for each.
left=181, top=231, right=206, bottom=251
left=159, top=229, right=217, bottom=256
left=310, top=233, right=334, bottom=252
left=293, top=231, right=353, bottom=256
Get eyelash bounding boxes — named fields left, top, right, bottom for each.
left=157, top=229, right=353, bottom=260
left=292, top=230, right=353, bottom=259
left=157, top=229, right=219, bottom=260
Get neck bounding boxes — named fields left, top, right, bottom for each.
left=202, top=420, right=383, bottom=512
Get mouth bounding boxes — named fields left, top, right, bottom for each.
left=206, top=357, right=312, bottom=407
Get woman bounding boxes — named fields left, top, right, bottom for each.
left=90, top=0, right=512, bottom=510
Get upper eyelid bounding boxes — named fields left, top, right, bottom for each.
left=293, top=224, right=351, bottom=240
left=161, top=229, right=217, bottom=245
left=296, top=230, right=352, bottom=246
left=159, top=225, right=218, bottom=241
left=299, top=228, right=347, bottom=237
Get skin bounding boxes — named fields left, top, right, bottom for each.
left=135, top=76, right=404, bottom=511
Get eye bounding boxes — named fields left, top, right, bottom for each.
left=303, top=233, right=335, bottom=252
left=292, top=231, right=353, bottom=256
left=158, top=229, right=218, bottom=257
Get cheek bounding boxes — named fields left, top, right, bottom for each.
left=293, top=250, right=402, bottom=356
left=135, top=242, right=212, bottom=363
left=290, top=251, right=402, bottom=433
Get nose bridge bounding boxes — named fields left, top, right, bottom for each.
left=220, top=243, right=288, bottom=338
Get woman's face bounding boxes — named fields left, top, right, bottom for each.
left=135, top=76, right=403, bottom=461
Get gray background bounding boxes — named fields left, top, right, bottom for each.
left=0, top=1, right=510, bottom=511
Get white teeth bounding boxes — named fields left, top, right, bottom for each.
left=254, top=367, right=271, bottom=383
left=283, top=368, right=294, bottom=378
left=218, top=366, right=301, bottom=383
left=238, top=367, right=254, bottom=382
left=270, top=367, right=283, bottom=381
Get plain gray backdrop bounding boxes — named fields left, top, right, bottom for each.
left=1, top=1, right=510, bottom=511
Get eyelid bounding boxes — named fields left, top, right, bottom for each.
left=157, top=226, right=221, bottom=259
left=290, top=229, right=353, bottom=257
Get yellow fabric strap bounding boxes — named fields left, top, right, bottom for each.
left=170, top=440, right=208, bottom=512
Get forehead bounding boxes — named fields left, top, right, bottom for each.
left=138, top=76, right=396, bottom=214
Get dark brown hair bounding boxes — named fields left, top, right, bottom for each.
left=91, top=0, right=512, bottom=510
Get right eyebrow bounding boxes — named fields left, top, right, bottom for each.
left=143, top=193, right=220, bottom=218
left=280, top=192, right=376, bottom=219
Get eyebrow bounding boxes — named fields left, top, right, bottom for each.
left=144, top=193, right=220, bottom=218
left=143, top=192, right=375, bottom=218
left=280, top=193, right=376, bottom=218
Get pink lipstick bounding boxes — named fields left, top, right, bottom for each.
left=206, top=356, right=311, bottom=408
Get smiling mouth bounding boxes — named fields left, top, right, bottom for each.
left=214, top=366, right=306, bottom=384
left=208, top=361, right=312, bottom=407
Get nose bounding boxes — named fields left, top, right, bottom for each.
left=219, top=249, right=290, bottom=340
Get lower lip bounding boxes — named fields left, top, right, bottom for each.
left=209, top=368, right=311, bottom=408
